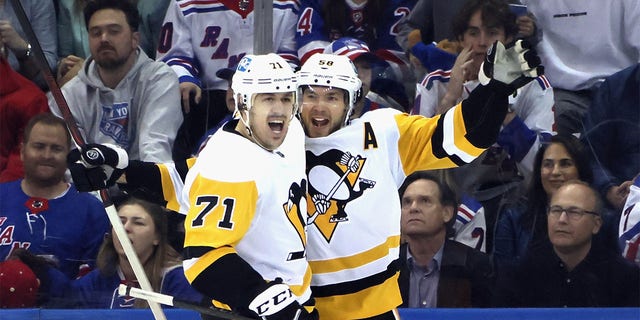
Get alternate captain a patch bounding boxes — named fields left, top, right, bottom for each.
left=100, top=102, right=130, bottom=148
left=306, top=149, right=376, bottom=243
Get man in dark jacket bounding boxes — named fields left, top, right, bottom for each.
left=397, top=171, right=494, bottom=308
left=494, top=180, right=640, bottom=307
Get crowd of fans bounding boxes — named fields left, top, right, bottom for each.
left=0, top=0, right=638, bottom=315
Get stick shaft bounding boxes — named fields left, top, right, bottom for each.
left=119, top=285, right=254, bottom=320
left=8, top=1, right=166, bottom=319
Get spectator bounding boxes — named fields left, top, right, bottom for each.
left=296, top=0, right=415, bottom=89
left=49, top=0, right=182, bottom=163
left=0, top=0, right=57, bottom=89
left=56, top=0, right=171, bottom=86
left=157, top=0, right=299, bottom=161
left=620, top=174, right=640, bottom=266
left=395, top=0, right=535, bottom=51
left=297, top=45, right=540, bottom=318
left=0, top=55, right=49, bottom=182
left=0, top=113, right=109, bottom=279
left=49, top=197, right=203, bottom=309
left=413, top=0, right=554, bottom=252
left=397, top=171, right=493, bottom=308
left=494, top=180, right=640, bottom=307
left=582, top=63, right=640, bottom=211
left=181, top=54, right=316, bottom=319
left=493, top=134, right=592, bottom=272
left=520, top=0, right=640, bottom=135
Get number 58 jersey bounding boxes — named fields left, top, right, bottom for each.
left=180, top=118, right=312, bottom=307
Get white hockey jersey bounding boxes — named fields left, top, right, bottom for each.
left=181, top=118, right=313, bottom=309
left=304, top=106, right=490, bottom=319
left=157, top=0, right=300, bottom=91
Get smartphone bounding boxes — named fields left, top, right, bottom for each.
left=509, top=4, right=528, bottom=17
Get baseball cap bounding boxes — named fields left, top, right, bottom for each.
left=0, top=259, right=40, bottom=308
left=323, top=37, right=378, bottom=63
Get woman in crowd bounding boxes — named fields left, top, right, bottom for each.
left=55, top=197, right=202, bottom=308
left=492, top=135, right=592, bottom=272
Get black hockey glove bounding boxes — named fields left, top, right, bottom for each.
left=67, top=143, right=128, bottom=192
left=478, top=39, right=543, bottom=94
left=243, top=278, right=310, bottom=320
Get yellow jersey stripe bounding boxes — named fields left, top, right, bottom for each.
left=289, top=266, right=313, bottom=297
left=314, top=272, right=401, bottom=319
left=183, top=246, right=236, bottom=283
left=158, top=163, right=180, bottom=212
left=309, top=235, right=400, bottom=274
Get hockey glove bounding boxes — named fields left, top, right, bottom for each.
left=245, top=278, right=309, bottom=320
left=478, top=39, right=543, bottom=92
left=67, top=143, right=128, bottom=192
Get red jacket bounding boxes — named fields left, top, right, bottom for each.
left=0, top=57, right=49, bottom=182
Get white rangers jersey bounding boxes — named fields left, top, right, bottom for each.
left=620, top=176, right=640, bottom=266
left=454, top=194, right=487, bottom=253
left=304, top=106, right=491, bottom=319
left=181, top=118, right=312, bottom=309
left=157, top=0, right=300, bottom=91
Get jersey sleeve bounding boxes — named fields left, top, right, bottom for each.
left=296, top=0, right=330, bottom=63
left=453, top=195, right=487, bottom=253
left=135, top=65, right=183, bottom=163
left=274, top=0, right=301, bottom=67
left=397, top=80, right=510, bottom=174
left=182, top=173, right=266, bottom=309
left=496, top=76, right=554, bottom=178
left=156, top=1, right=201, bottom=86
left=160, top=266, right=205, bottom=305
left=412, top=70, right=450, bottom=117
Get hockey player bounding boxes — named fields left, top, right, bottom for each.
left=180, top=54, right=316, bottom=319
left=297, top=43, right=542, bottom=318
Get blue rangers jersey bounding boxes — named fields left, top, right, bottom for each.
left=296, top=0, right=416, bottom=78
left=0, top=181, right=109, bottom=279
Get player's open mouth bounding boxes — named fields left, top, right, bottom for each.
left=311, top=117, right=329, bottom=127
left=269, top=120, right=285, bottom=132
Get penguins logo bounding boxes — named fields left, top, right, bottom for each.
left=306, top=150, right=376, bottom=242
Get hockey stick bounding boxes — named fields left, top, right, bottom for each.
left=9, top=1, right=166, bottom=319
left=118, top=284, right=254, bottom=320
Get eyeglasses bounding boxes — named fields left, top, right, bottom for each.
left=547, top=205, right=599, bottom=221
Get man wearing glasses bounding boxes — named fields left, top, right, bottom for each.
left=494, top=180, right=640, bottom=307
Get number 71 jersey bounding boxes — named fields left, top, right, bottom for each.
left=180, top=119, right=312, bottom=305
